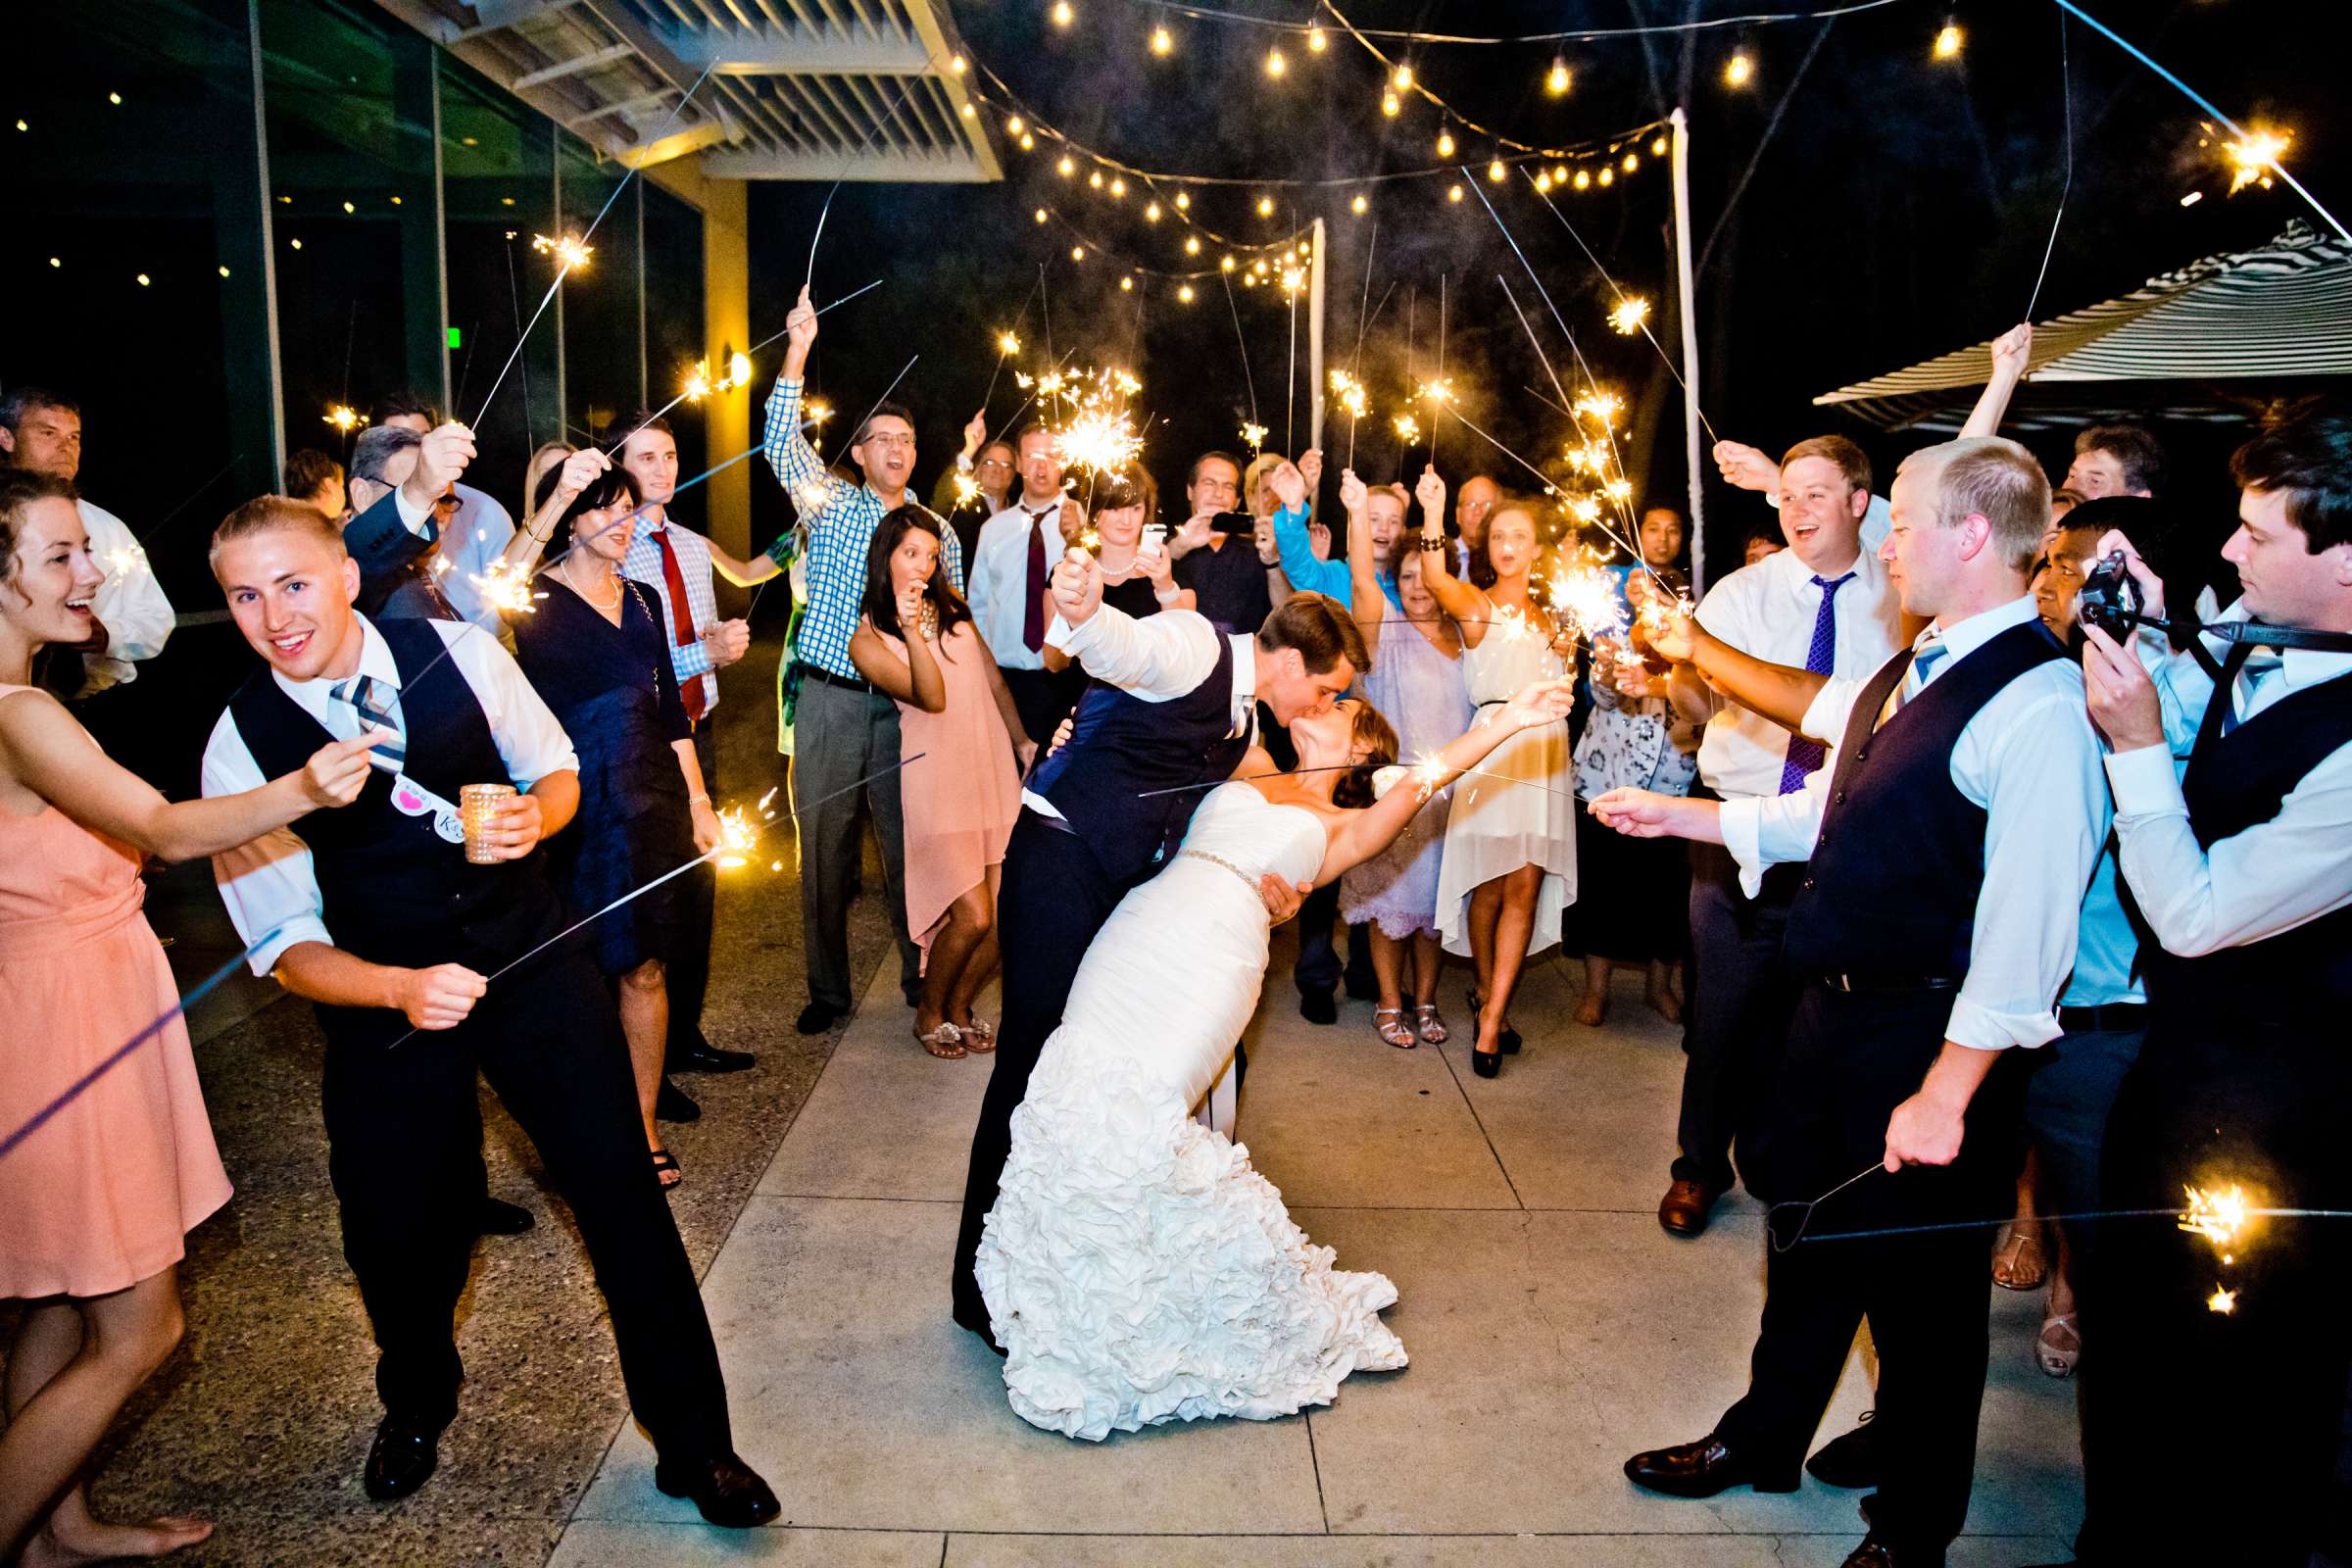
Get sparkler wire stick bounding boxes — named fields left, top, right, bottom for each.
left=473, top=263, right=570, bottom=429
left=2025, top=12, right=2074, bottom=321
left=1286, top=257, right=1298, bottom=457
left=980, top=271, right=1049, bottom=410
left=1796, top=1205, right=2352, bottom=1245
left=1219, top=266, right=1260, bottom=430
left=1490, top=271, right=1649, bottom=558
left=1, top=925, right=285, bottom=1162
left=2050, top=0, right=2347, bottom=244
left=588, top=62, right=715, bottom=242
left=506, top=236, right=535, bottom=444
left=386, top=756, right=928, bottom=1051
left=1441, top=400, right=1675, bottom=599
left=745, top=278, right=890, bottom=359
left=806, top=74, right=922, bottom=288
left=1429, top=272, right=1445, bottom=464
left=748, top=354, right=923, bottom=619
left=985, top=346, right=1080, bottom=451
left=1764, top=1159, right=1886, bottom=1251
left=133, top=456, right=242, bottom=546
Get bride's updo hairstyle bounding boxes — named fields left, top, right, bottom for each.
left=1332, top=701, right=1399, bottom=809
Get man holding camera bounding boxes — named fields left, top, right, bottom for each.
left=1167, top=450, right=1274, bottom=635
left=2061, top=399, right=2352, bottom=1568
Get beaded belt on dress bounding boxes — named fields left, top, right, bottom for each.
left=1179, top=848, right=1258, bottom=891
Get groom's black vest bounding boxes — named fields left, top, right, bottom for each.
left=1027, top=631, right=1253, bottom=883
left=227, top=618, right=564, bottom=1036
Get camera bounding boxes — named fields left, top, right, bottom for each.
left=2077, top=550, right=2145, bottom=636
left=1208, top=511, right=1258, bottom=536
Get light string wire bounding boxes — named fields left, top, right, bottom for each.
left=382, top=757, right=925, bottom=1052
left=1136, top=0, right=1909, bottom=45
left=1, top=925, right=286, bottom=1162
left=1032, top=201, right=1315, bottom=283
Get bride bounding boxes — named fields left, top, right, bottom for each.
left=975, top=675, right=1574, bottom=1441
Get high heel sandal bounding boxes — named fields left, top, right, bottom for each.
left=1471, top=1044, right=1502, bottom=1079
left=1374, top=1008, right=1417, bottom=1049
left=1467, top=990, right=1522, bottom=1054
left=2036, top=1311, right=2082, bottom=1377
left=1412, top=1004, right=1448, bottom=1045
left=651, top=1149, right=683, bottom=1191
left=915, top=1022, right=967, bottom=1059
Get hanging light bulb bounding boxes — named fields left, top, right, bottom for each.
left=1150, top=24, right=1172, bottom=55
left=1306, top=24, right=1326, bottom=53
left=1573, top=169, right=1591, bottom=190
left=1058, top=155, right=1076, bottom=176
left=1535, top=171, right=1552, bottom=193
left=1725, top=52, right=1753, bottom=87
left=1934, top=23, right=1964, bottom=61
left=1447, top=183, right=1464, bottom=203
left=1119, top=274, right=1134, bottom=291
left=1597, top=167, right=1614, bottom=186
left=1034, top=206, right=1048, bottom=222
left=1545, top=57, right=1571, bottom=95
left=1350, top=192, right=1369, bottom=215
left=1220, top=254, right=1236, bottom=270
left=1652, top=135, right=1668, bottom=156
left=1051, top=0, right=1072, bottom=25
left=1109, top=176, right=1126, bottom=197
left=1381, top=90, right=1399, bottom=118
left=1006, top=116, right=1024, bottom=134
left=1488, top=158, right=1507, bottom=183
left=1622, top=152, right=1639, bottom=172
left=1174, top=191, right=1190, bottom=210
left=1088, top=170, right=1103, bottom=189
left=1393, top=65, right=1413, bottom=90
left=1146, top=200, right=1161, bottom=220
left=949, top=54, right=966, bottom=74
left=1264, top=47, right=1286, bottom=77
left=1437, top=128, right=1455, bottom=159
left=1257, top=194, right=1275, bottom=217
left=1184, top=235, right=1200, bottom=254
left=1070, top=245, right=1085, bottom=261
left=1179, top=282, right=1197, bottom=302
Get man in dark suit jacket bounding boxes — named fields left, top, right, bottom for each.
left=340, top=422, right=472, bottom=621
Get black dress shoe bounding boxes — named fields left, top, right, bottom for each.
left=1623, top=1432, right=1799, bottom=1498
left=1807, top=1410, right=1881, bottom=1488
left=1657, top=1179, right=1719, bottom=1238
left=1838, top=1535, right=1918, bottom=1567
left=1299, top=990, right=1338, bottom=1025
left=655, top=1077, right=701, bottom=1124
left=476, top=1198, right=535, bottom=1236
left=796, top=1001, right=842, bottom=1035
left=667, top=1039, right=756, bottom=1074
left=362, top=1416, right=440, bottom=1501
left=654, top=1451, right=781, bottom=1528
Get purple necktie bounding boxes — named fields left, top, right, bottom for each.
left=1777, top=572, right=1855, bottom=794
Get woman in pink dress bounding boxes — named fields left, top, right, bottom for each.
left=0, top=471, right=374, bottom=1565
left=851, top=507, right=1030, bottom=1059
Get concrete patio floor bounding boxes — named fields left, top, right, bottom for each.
left=552, top=934, right=2087, bottom=1568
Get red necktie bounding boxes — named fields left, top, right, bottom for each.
left=1022, top=508, right=1049, bottom=654
left=652, top=527, right=708, bottom=723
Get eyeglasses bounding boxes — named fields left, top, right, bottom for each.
left=858, top=431, right=914, bottom=451
left=976, top=457, right=1013, bottom=472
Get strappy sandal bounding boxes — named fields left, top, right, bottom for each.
left=956, top=1018, right=997, bottom=1054
left=1374, top=1007, right=1417, bottom=1049
left=1413, top=1003, right=1448, bottom=1045
left=2036, top=1311, right=2082, bottom=1377
left=1991, top=1222, right=2048, bottom=1291
left=651, top=1149, right=682, bottom=1191
left=915, top=1022, right=967, bottom=1060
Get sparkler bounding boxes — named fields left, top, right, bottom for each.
left=1546, top=557, right=1629, bottom=642
left=2180, top=1184, right=2250, bottom=1250
left=1607, top=296, right=1651, bottom=335
left=1329, top=369, right=1370, bottom=466
left=323, top=404, right=368, bottom=435
left=1241, top=420, right=1269, bottom=454
left=2225, top=127, right=2290, bottom=196
left=472, top=233, right=590, bottom=427
left=467, top=559, right=542, bottom=617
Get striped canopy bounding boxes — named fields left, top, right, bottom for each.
left=1815, top=222, right=2352, bottom=432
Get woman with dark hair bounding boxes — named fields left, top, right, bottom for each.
left=1041, top=466, right=1191, bottom=677
left=851, top=506, right=1031, bottom=1057
left=513, top=462, right=717, bottom=1190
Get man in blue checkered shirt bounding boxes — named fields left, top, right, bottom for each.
left=762, top=283, right=965, bottom=1035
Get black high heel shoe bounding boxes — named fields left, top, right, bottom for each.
left=1467, top=990, right=1524, bottom=1054
left=1472, top=1044, right=1502, bottom=1078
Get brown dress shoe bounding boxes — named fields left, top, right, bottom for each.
left=1623, top=1433, right=1799, bottom=1497
left=1839, top=1536, right=1924, bottom=1567
left=1657, top=1178, right=1718, bottom=1237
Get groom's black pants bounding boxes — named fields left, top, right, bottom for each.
left=952, top=810, right=1133, bottom=1330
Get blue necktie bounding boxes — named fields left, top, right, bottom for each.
left=1776, top=572, right=1855, bottom=794
left=1899, top=640, right=1948, bottom=707
left=332, top=673, right=407, bottom=769
left=2221, top=649, right=2281, bottom=735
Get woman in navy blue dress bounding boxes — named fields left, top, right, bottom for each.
left=513, top=463, right=718, bottom=1191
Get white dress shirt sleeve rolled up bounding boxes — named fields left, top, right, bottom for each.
left=76, top=500, right=174, bottom=690
left=1043, top=603, right=1219, bottom=699
left=1720, top=599, right=2107, bottom=1050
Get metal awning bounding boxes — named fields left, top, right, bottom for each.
left=1815, top=221, right=2352, bottom=433
left=375, top=0, right=1000, bottom=181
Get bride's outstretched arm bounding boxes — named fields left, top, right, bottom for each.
left=1312, top=677, right=1576, bottom=884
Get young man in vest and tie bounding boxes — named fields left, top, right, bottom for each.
left=200, top=498, right=777, bottom=1528
left=2061, top=399, right=2352, bottom=1568
left=1595, top=437, right=2108, bottom=1568
left=948, top=565, right=1364, bottom=1351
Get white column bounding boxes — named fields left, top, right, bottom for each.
left=1671, top=107, right=1706, bottom=596
left=1307, top=216, right=1328, bottom=457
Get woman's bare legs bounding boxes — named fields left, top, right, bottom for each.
left=1473, top=865, right=1544, bottom=1058
left=2, top=1270, right=210, bottom=1565
left=1368, top=927, right=1409, bottom=1016
left=616, top=958, right=669, bottom=1155
left=1408, top=932, right=1444, bottom=1008
left=1466, top=879, right=1504, bottom=1032
left=938, top=880, right=1000, bottom=1034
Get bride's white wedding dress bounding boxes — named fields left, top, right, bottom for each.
left=974, top=783, right=1408, bottom=1442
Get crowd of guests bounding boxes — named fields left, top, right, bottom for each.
left=3, top=274, right=2347, bottom=1566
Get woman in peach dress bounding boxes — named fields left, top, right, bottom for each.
left=0, top=471, right=372, bottom=1565
left=851, top=506, right=1029, bottom=1059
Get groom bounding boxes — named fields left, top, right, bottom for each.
left=950, top=550, right=1369, bottom=1349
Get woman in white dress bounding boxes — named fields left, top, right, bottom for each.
left=1413, top=471, right=1578, bottom=1077
left=975, top=677, right=1574, bottom=1442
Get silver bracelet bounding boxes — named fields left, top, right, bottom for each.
left=688, top=793, right=710, bottom=806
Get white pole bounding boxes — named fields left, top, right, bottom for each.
left=1671, top=106, right=1706, bottom=596
left=1308, top=217, right=1328, bottom=457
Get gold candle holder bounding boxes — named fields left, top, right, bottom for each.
left=460, top=783, right=516, bottom=864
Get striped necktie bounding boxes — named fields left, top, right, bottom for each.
left=2221, top=649, right=2283, bottom=735
left=1898, top=640, right=1949, bottom=707
left=331, top=673, right=406, bottom=769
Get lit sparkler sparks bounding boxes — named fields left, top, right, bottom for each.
left=714, top=805, right=761, bottom=869
left=532, top=232, right=594, bottom=270
left=1416, top=377, right=1457, bottom=409
left=1328, top=369, right=1370, bottom=421
left=953, top=472, right=983, bottom=508
left=1607, top=296, right=1651, bottom=335
left=1241, top=420, right=1269, bottom=453
left=1409, top=754, right=1448, bottom=803
left=997, top=330, right=1022, bottom=357
left=323, top=404, right=368, bottom=434
left=803, top=399, right=833, bottom=430
left=2207, top=1285, right=2237, bottom=1315
left=2224, top=126, right=2290, bottom=195
left=1547, top=559, right=1628, bottom=641
left=468, top=560, right=541, bottom=616
left=1391, top=414, right=1420, bottom=445
left=102, top=543, right=151, bottom=582
left=2180, top=1184, right=2250, bottom=1249
left=1574, top=390, right=1623, bottom=425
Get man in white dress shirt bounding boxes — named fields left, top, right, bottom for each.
left=2062, top=400, right=2352, bottom=1568
left=0, top=387, right=175, bottom=697
left=966, top=423, right=1085, bottom=744
left=1599, top=437, right=2106, bottom=1568
left=198, top=497, right=777, bottom=1527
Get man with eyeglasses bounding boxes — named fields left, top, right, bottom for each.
left=1166, top=450, right=1272, bottom=636
left=929, top=409, right=1018, bottom=563
left=342, top=423, right=467, bottom=624
left=757, top=284, right=966, bottom=1036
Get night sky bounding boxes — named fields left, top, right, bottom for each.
left=748, top=0, right=2335, bottom=581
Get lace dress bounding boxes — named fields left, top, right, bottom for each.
left=1340, top=618, right=1470, bottom=939
left=975, top=784, right=1407, bottom=1441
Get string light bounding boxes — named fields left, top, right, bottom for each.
left=1151, top=24, right=1172, bottom=55
left=1574, top=169, right=1591, bottom=190
left=1933, top=23, right=1964, bottom=61
left=1488, top=158, right=1508, bottom=182
left=1175, top=192, right=1190, bottom=210
left=1597, top=167, right=1614, bottom=186
left=1020, top=133, right=1036, bottom=150
left=1221, top=255, right=1236, bottom=270
left=1651, top=135, right=1668, bottom=156
left=1447, top=183, right=1464, bottom=203
left=1264, top=47, right=1287, bottom=77
left=1393, top=65, right=1413, bottom=90
left=1436, top=128, right=1456, bottom=158
left=1178, top=283, right=1196, bottom=302
left=1146, top=200, right=1161, bottom=220
left=1034, top=207, right=1048, bottom=222
left=950, top=54, right=966, bottom=74
left=1089, top=170, right=1103, bottom=189
left=1120, top=274, right=1134, bottom=291
left=1109, top=176, right=1126, bottom=197
left=1070, top=245, right=1085, bottom=261
left=1546, top=57, right=1571, bottom=95
left=1006, top=116, right=1024, bottom=134
left=1185, top=235, right=1201, bottom=254
left=1350, top=192, right=1369, bottom=215
left=1050, top=0, right=1072, bottom=26
left=1623, top=152, right=1639, bottom=172
left=1257, top=194, right=1275, bottom=216
left=1725, top=52, right=1753, bottom=87
left=1381, top=90, right=1400, bottom=117
left=1535, top=172, right=1552, bottom=193
left=1058, top=155, right=1076, bottom=176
